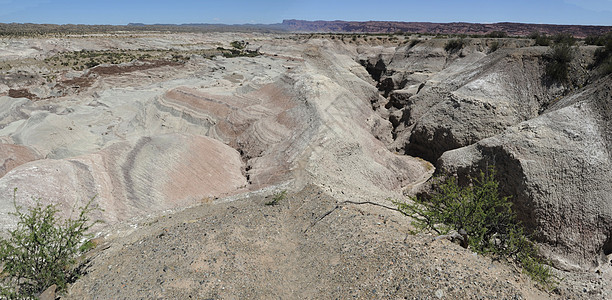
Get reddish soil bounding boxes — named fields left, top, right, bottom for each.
left=91, top=60, right=183, bottom=76
left=8, top=88, right=38, bottom=100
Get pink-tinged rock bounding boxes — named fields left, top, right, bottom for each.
left=0, top=143, right=41, bottom=178
left=0, top=133, right=246, bottom=230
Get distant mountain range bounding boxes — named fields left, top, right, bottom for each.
left=279, top=20, right=612, bottom=38
left=1, top=20, right=610, bottom=37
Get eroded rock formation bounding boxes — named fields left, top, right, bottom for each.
left=0, top=33, right=431, bottom=234
left=1, top=31, right=612, bottom=285
left=362, top=36, right=612, bottom=271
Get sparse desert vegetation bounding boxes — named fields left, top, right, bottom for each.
left=1, top=22, right=612, bottom=299
left=394, top=167, right=554, bottom=288
left=0, top=191, right=98, bottom=298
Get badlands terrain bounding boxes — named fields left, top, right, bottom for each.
left=0, top=30, right=611, bottom=298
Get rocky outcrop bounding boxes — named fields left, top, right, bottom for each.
left=438, top=76, right=612, bottom=270
left=360, top=37, right=612, bottom=271
left=3, top=30, right=612, bottom=297
left=0, top=34, right=433, bottom=235
left=365, top=39, right=593, bottom=163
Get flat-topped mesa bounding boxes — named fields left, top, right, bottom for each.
left=281, top=19, right=612, bottom=37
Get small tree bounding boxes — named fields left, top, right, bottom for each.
left=0, top=190, right=99, bottom=298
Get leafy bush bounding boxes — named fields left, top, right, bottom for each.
left=489, top=41, right=500, bottom=53
left=602, top=56, right=612, bottom=75
left=230, top=40, right=247, bottom=50
left=585, top=32, right=612, bottom=46
left=546, top=43, right=574, bottom=82
left=394, top=167, right=554, bottom=287
left=0, top=191, right=99, bottom=298
left=265, top=190, right=286, bottom=206
left=552, top=33, right=576, bottom=46
left=444, top=39, right=465, bottom=53
left=590, top=33, right=612, bottom=75
left=529, top=31, right=551, bottom=46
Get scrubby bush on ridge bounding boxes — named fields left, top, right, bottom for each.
left=529, top=31, right=551, bottom=46
left=444, top=38, right=465, bottom=53
left=393, top=167, right=555, bottom=288
left=589, top=32, right=612, bottom=75
left=552, top=32, right=576, bottom=46
left=0, top=190, right=99, bottom=298
left=545, top=40, right=575, bottom=83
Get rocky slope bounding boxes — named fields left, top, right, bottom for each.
left=438, top=75, right=612, bottom=270
left=360, top=35, right=612, bottom=275
left=65, top=185, right=554, bottom=299
left=0, top=32, right=431, bottom=230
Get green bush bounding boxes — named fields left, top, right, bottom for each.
left=265, top=190, right=286, bottom=206
left=394, top=167, right=554, bottom=288
left=230, top=40, right=246, bottom=50
left=546, top=43, right=574, bottom=82
left=529, top=31, right=551, bottom=46
left=590, top=33, right=612, bottom=75
left=585, top=32, right=612, bottom=46
left=0, top=190, right=99, bottom=298
left=489, top=41, right=500, bottom=53
left=552, top=33, right=576, bottom=46
left=444, top=38, right=465, bottom=53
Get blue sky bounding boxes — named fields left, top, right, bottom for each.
left=1, top=0, right=611, bottom=26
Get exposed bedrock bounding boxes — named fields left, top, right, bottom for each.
left=0, top=133, right=247, bottom=231
left=403, top=46, right=573, bottom=162
left=438, top=76, right=612, bottom=270
left=298, top=41, right=433, bottom=198
left=0, top=144, right=41, bottom=178
left=360, top=38, right=610, bottom=270
left=0, top=36, right=434, bottom=234
left=362, top=39, right=594, bottom=162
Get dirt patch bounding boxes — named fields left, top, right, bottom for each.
left=91, top=60, right=184, bottom=76
left=66, top=185, right=553, bottom=299
left=59, top=76, right=94, bottom=89
left=8, top=88, right=38, bottom=100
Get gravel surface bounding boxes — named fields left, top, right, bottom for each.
left=66, top=185, right=555, bottom=299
